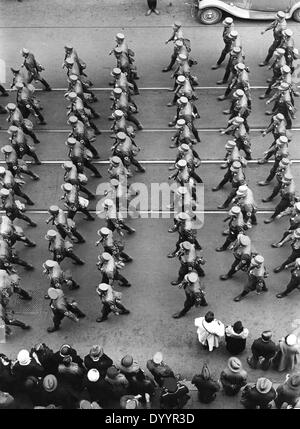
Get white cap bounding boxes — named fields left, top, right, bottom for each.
left=187, top=272, right=198, bottom=283
left=153, top=352, right=163, bottom=364
left=286, top=334, right=297, bottom=346
left=116, top=33, right=125, bottom=40
left=97, top=283, right=109, bottom=292
left=87, top=369, right=100, bottom=382
left=179, top=96, right=188, bottom=104
left=103, top=198, right=114, bottom=208
left=44, top=260, right=57, bottom=269
left=62, top=183, right=73, bottom=192
left=17, top=350, right=30, bottom=366
left=48, top=287, right=60, bottom=300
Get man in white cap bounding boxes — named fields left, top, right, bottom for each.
left=264, top=172, right=295, bottom=224
left=218, top=31, right=243, bottom=85
left=62, top=160, right=95, bottom=200
left=259, top=113, right=288, bottom=163
left=100, top=198, right=136, bottom=235
left=68, top=115, right=100, bottom=156
left=266, top=82, right=295, bottom=129
left=61, top=183, right=95, bottom=221
left=0, top=188, right=37, bottom=226
left=96, top=283, right=130, bottom=323
left=162, top=39, right=186, bottom=73
left=219, top=63, right=251, bottom=107
left=66, top=137, right=101, bottom=178
left=165, top=22, right=184, bottom=46
left=45, top=229, right=85, bottom=265
left=170, top=118, right=197, bottom=148
left=21, top=48, right=51, bottom=91
left=276, top=258, right=300, bottom=298
left=216, top=206, right=245, bottom=252
left=272, top=201, right=300, bottom=248
left=146, top=0, right=160, bottom=16
left=226, top=89, right=250, bottom=133
left=261, top=157, right=291, bottom=203
left=273, top=228, right=300, bottom=273
left=233, top=255, right=268, bottom=302
left=67, top=92, right=101, bottom=136
left=8, top=125, right=42, bottom=165
left=217, top=161, right=246, bottom=209
left=146, top=352, right=175, bottom=386
left=47, top=287, right=85, bottom=333
left=212, top=17, right=235, bottom=70
left=109, top=33, right=135, bottom=63
left=169, top=97, right=200, bottom=142
left=172, top=271, right=207, bottom=319
left=171, top=241, right=205, bottom=286
left=112, top=48, right=139, bottom=95
left=260, top=49, right=287, bottom=100
left=5, top=103, right=40, bottom=144
left=96, top=252, right=131, bottom=287
left=220, top=233, right=252, bottom=280
left=15, top=82, right=46, bottom=125
left=46, top=205, right=85, bottom=244
left=0, top=165, right=35, bottom=206
left=258, top=136, right=289, bottom=185
left=260, top=11, right=287, bottom=66
left=96, top=227, right=133, bottom=263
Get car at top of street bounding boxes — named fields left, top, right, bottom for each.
left=191, top=0, right=300, bottom=24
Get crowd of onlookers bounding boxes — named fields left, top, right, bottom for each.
left=0, top=318, right=300, bottom=409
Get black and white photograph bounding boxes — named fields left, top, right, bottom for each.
left=0, top=0, right=300, bottom=414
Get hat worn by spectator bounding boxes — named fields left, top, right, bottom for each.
left=256, top=378, right=272, bottom=394
left=228, top=357, right=242, bottom=372
left=43, top=375, right=58, bottom=393
left=59, top=344, right=71, bottom=358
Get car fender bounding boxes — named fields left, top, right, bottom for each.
left=289, top=1, right=300, bottom=17
left=197, top=0, right=252, bottom=19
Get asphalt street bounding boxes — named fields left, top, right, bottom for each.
left=0, top=0, right=299, bottom=388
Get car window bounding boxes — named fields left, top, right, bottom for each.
left=249, top=0, right=291, bottom=11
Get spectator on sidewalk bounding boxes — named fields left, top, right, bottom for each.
left=273, top=334, right=300, bottom=372
left=275, top=373, right=300, bottom=409
left=146, top=352, right=175, bottom=386
left=220, top=357, right=247, bottom=396
left=105, top=365, right=130, bottom=399
left=191, top=363, right=220, bottom=404
left=247, top=330, right=277, bottom=370
left=159, top=376, right=190, bottom=409
left=241, top=377, right=277, bottom=409
left=194, top=311, right=225, bottom=352
left=225, top=321, right=249, bottom=355
left=83, top=345, right=113, bottom=378
left=146, top=0, right=160, bottom=16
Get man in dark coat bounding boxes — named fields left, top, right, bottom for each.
left=191, top=363, right=220, bottom=404
left=146, top=352, right=175, bottom=386
left=84, top=345, right=113, bottom=378
left=159, top=377, right=190, bottom=409
left=247, top=331, right=278, bottom=370
left=241, top=377, right=277, bottom=409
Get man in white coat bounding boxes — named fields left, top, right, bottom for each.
left=194, top=311, right=225, bottom=352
